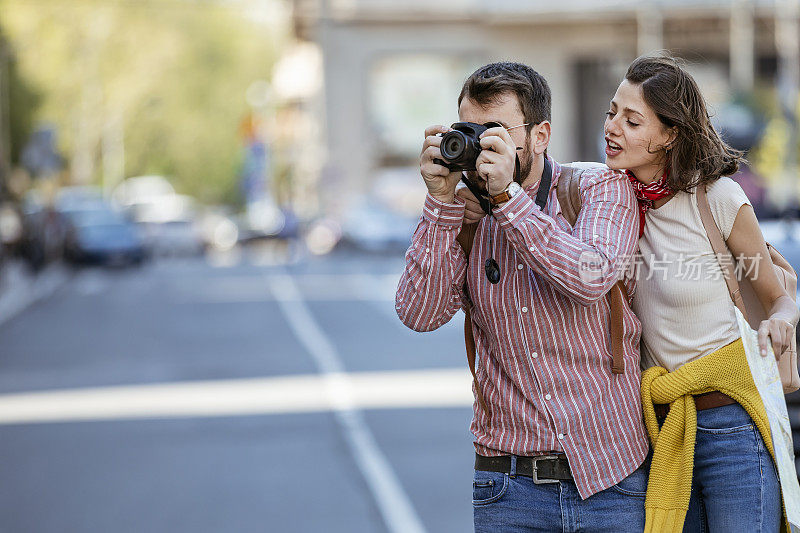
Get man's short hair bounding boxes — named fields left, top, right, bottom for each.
left=458, top=62, right=551, bottom=134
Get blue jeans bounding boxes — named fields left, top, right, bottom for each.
left=682, top=402, right=781, bottom=533
left=473, top=457, right=648, bottom=532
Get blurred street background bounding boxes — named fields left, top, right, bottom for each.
left=0, top=0, right=800, bottom=532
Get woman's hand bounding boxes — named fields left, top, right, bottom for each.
left=726, top=204, right=799, bottom=359
left=757, top=315, right=796, bottom=359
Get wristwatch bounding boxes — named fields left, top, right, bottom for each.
left=489, top=181, right=522, bottom=206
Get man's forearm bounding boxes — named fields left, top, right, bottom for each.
left=395, top=194, right=468, bottom=331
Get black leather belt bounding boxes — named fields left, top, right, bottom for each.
left=475, top=453, right=572, bottom=484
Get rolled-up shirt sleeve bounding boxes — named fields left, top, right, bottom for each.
left=395, top=193, right=468, bottom=332
left=492, top=168, right=638, bottom=306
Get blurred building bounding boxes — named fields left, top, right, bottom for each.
left=289, top=0, right=799, bottom=216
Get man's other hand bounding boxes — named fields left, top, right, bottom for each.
left=477, top=126, right=516, bottom=196
left=420, top=125, right=462, bottom=204
left=457, top=185, right=487, bottom=225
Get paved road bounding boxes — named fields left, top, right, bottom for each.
left=0, top=250, right=476, bottom=533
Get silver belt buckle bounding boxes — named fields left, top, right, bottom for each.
left=532, top=455, right=560, bottom=484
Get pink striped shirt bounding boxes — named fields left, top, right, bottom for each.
left=395, top=158, right=649, bottom=498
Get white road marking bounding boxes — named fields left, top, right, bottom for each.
left=0, top=368, right=472, bottom=424
left=268, top=272, right=429, bottom=533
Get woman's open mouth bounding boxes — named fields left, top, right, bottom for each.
left=605, top=137, right=622, bottom=157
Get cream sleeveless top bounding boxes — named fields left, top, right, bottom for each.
left=631, top=177, right=751, bottom=372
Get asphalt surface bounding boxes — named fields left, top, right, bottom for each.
left=0, top=249, right=475, bottom=533
left=6, top=246, right=799, bottom=533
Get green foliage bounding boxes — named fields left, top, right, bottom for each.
left=5, top=38, right=40, bottom=169
left=0, top=0, right=288, bottom=204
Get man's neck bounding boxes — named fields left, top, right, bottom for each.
left=521, top=154, right=546, bottom=191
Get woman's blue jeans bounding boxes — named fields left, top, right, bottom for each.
left=682, top=402, right=781, bottom=533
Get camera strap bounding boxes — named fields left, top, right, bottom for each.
left=535, top=157, right=552, bottom=210
left=459, top=175, right=493, bottom=215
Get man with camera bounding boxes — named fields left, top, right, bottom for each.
left=395, top=62, right=649, bottom=531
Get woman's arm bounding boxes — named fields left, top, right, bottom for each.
left=726, top=204, right=800, bottom=357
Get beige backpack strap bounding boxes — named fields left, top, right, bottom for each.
left=559, top=165, right=626, bottom=374
left=456, top=223, right=490, bottom=415
left=696, top=183, right=749, bottom=320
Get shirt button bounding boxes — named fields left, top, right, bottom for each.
left=558, top=433, right=565, bottom=440
left=517, top=264, right=523, bottom=270
left=508, top=212, right=516, bottom=219
left=432, top=208, right=440, bottom=216
left=545, top=394, right=552, bottom=401
left=521, top=306, right=528, bottom=313
left=529, top=247, right=535, bottom=252
left=532, top=352, right=538, bottom=359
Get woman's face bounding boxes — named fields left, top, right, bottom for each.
left=604, top=79, right=675, bottom=184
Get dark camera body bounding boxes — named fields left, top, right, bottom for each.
left=433, top=121, right=498, bottom=172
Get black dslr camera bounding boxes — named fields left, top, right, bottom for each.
left=433, top=121, right=500, bottom=171
left=432, top=121, right=504, bottom=216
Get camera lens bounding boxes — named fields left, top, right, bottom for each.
left=446, top=137, right=464, bottom=155
left=440, top=132, right=466, bottom=160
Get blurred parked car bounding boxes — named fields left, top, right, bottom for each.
left=111, top=175, right=212, bottom=257
left=55, top=186, right=104, bottom=212
left=138, top=219, right=205, bottom=257
left=338, top=199, right=417, bottom=253
left=62, top=205, right=146, bottom=267
left=111, top=175, right=178, bottom=222
left=235, top=197, right=299, bottom=243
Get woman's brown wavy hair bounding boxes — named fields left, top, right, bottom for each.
left=625, top=54, right=744, bottom=192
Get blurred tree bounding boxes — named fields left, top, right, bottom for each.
left=4, top=41, right=39, bottom=168
left=0, top=0, right=289, bottom=204
left=0, top=28, right=40, bottom=197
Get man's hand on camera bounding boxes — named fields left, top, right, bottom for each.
left=456, top=185, right=486, bottom=225
left=477, top=127, right=516, bottom=196
left=420, top=125, right=462, bottom=204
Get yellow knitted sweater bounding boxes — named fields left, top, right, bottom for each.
left=641, top=337, right=786, bottom=533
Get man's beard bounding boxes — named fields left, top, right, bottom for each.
left=515, top=146, right=534, bottom=185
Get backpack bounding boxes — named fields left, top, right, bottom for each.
left=696, top=183, right=800, bottom=393
left=456, top=164, right=629, bottom=414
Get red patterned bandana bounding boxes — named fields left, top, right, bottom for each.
left=625, top=169, right=674, bottom=237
